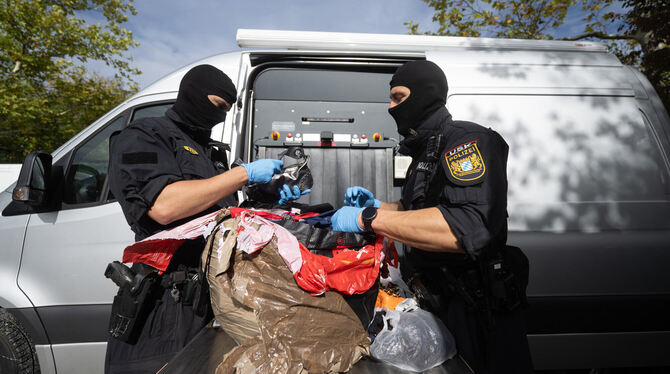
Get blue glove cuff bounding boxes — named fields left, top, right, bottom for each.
left=240, top=163, right=253, bottom=184
left=332, top=206, right=364, bottom=233
left=373, top=199, right=381, bottom=208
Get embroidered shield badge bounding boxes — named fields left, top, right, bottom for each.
left=444, top=140, right=485, bottom=183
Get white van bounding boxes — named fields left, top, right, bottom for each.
left=1, top=29, right=669, bottom=373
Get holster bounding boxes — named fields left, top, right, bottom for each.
left=483, top=245, right=529, bottom=313
left=108, top=270, right=159, bottom=344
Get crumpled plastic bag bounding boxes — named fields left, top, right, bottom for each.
left=244, top=146, right=313, bottom=203
left=205, top=212, right=370, bottom=374
left=294, top=235, right=385, bottom=296
left=370, top=308, right=456, bottom=372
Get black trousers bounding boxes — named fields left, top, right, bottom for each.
left=104, top=286, right=211, bottom=374
left=445, top=296, right=534, bottom=374
left=412, top=261, right=534, bottom=374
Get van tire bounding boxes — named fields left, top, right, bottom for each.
left=0, top=308, right=40, bottom=374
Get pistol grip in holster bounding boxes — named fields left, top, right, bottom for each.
left=108, top=272, right=158, bottom=344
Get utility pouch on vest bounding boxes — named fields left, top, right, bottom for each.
left=105, top=262, right=159, bottom=344
left=160, top=264, right=211, bottom=317
left=191, top=265, right=211, bottom=317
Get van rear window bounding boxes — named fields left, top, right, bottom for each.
left=253, top=68, right=392, bottom=103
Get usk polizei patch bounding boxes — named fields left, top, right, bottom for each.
left=443, top=140, right=485, bottom=185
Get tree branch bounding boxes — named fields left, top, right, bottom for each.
left=562, top=31, right=640, bottom=43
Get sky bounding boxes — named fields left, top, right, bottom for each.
left=95, top=0, right=436, bottom=89
left=89, top=1, right=623, bottom=90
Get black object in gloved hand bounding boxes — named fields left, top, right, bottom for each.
left=244, top=146, right=313, bottom=203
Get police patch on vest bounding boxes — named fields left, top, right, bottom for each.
left=443, top=140, right=485, bottom=185
left=183, top=146, right=198, bottom=155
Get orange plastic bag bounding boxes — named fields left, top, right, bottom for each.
left=374, top=288, right=406, bottom=311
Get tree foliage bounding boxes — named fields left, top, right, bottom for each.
left=0, top=0, right=139, bottom=163
left=614, top=0, right=669, bottom=112
left=406, top=0, right=670, bottom=114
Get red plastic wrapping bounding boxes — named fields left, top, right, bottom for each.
left=122, top=210, right=219, bottom=271
left=231, top=207, right=384, bottom=296
left=294, top=236, right=385, bottom=296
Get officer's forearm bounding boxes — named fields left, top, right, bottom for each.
left=379, top=200, right=404, bottom=211
left=148, top=166, right=248, bottom=225
left=363, top=207, right=463, bottom=253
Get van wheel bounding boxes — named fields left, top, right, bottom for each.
left=0, top=308, right=40, bottom=374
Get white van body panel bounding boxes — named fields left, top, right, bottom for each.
left=51, top=342, right=106, bottom=374
left=0, top=164, right=21, bottom=190
left=19, top=203, right=133, bottom=305
left=0, top=191, right=32, bottom=308
left=34, top=345, right=56, bottom=374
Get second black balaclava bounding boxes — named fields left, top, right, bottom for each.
left=172, top=64, right=237, bottom=144
left=388, top=60, right=448, bottom=137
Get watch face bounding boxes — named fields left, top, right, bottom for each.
left=362, top=207, right=377, bottom=221
left=362, top=207, right=377, bottom=232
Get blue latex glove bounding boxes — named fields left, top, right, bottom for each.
left=277, top=184, right=311, bottom=205
left=241, top=159, right=283, bottom=184
left=331, top=206, right=364, bottom=233
left=344, top=186, right=380, bottom=208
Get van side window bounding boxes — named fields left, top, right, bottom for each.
left=131, top=103, right=172, bottom=121
left=63, top=116, right=125, bottom=205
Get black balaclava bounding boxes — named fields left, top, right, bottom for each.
left=172, top=64, right=237, bottom=144
left=388, top=60, right=448, bottom=137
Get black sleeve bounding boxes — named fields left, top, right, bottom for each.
left=436, top=131, right=508, bottom=258
left=109, top=124, right=184, bottom=225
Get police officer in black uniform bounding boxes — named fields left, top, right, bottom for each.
left=332, top=60, right=533, bottom=373
left=106, top=64, right=305, bottom=373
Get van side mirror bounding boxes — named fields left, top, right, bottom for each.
left=12, top=152, right=52, bottom=206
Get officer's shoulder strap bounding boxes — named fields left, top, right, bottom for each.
left=421, top=133, right=449, bottom=208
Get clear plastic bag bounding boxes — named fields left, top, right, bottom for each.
left=370, top=308, right=456, bottom=372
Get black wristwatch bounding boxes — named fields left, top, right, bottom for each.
left=361, top=207, right=378, bottom=232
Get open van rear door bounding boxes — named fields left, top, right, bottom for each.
left=239, top=54, right=412, bottom=208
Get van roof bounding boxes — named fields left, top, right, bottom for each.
left=237, top=29, right=608, bottom=53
